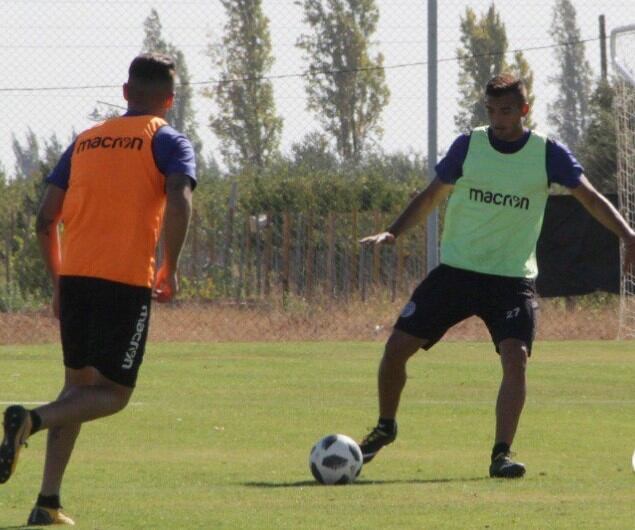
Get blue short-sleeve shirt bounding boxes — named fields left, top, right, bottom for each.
left=46, top=111, right=197, bottom=190
left=435, top=128, right=583, bottom=189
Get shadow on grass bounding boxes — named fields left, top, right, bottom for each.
left=243, top=476, right=488, bottom=488
left=0, top=526, right=43, bottom=530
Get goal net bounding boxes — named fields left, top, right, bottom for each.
left=611, top=25, right=635, bottom=338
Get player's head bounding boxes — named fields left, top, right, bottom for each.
left=123, top=53, right=176, bottom=115
left=484, top=73, right=529, bottom=141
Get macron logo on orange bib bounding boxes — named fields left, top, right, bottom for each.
left=75, top=135, right=144, bottom=153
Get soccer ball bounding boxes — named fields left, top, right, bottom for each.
left=309, top=434, right=363, bottom=485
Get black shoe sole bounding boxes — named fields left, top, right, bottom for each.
left=359, top=425, right=398, bottom=465
left=489, top=467, right=526, bottom=479
left=362, top=453, right=377, bottom=464
left=360, top=437, right=396, bottom=464
left=27, top=507, right=54, bottom=525
left=0, top=406, right=28, bottom=484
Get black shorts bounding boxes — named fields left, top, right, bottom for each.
left=394, top=264, right=538, bottom=354
left=59, top=276, right=152, bottom=387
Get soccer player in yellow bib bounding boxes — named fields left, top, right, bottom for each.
left=0, top=53, right=196, bottom=525
left=358, top=73, right=635, bottom=478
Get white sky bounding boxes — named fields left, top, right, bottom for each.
left=1, top=0, right=635, bottom=175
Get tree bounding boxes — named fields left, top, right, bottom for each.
left=576, top=81, right=617, bottom=193
left=87, top=104, right=121, bottom=123
left=296, top=0, right=390, bottom=161
left=291, top=131, right=338, bottom=172
left=5, top=133, right=50, bottom=307
left=41, top=133, right=64, bottom=172
left=547, top=0, right=592, bottom=150
left=142, top=10, right=203, bottom=159
left=12, top=130, right=40, bottom=180
left=455, top=4, right=536, bottom=131
left=206, top=0, right=282, bottom=171
left=142, top=8, right=169, bottom=55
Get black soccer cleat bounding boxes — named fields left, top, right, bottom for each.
left=0, top=405, right=31, bottom=484
left=27, top=505, right=76, bottom=526
left=359, top=423, right=397, bottom=464
left=489, top=452, right=526, bottom=478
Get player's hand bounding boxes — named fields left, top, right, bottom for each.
left=153, top=265, right=178, bottom=303
left=622, top=233, right=635, bottom=272
left=359, top=231, right=396, bottom=246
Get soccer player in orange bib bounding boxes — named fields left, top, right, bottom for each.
left=0, top=53, right=196, bottom=525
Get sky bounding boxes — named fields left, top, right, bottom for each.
left=1, top=0, right=635, bottom=176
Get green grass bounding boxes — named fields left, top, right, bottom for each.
left=0, top=341, right=634, bottom=529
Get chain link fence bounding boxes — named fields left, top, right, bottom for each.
left=1, top=0, right=634, bottom=343
left=612, top=25, right=635, bottom=338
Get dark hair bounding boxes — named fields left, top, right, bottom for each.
left=485, top=73, right=527, bottom=105
left=127, top=53, right=176, bottom=103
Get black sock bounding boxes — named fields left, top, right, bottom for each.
left=29, top=410, right=42, bottom=435
left=491, top=442, right=510, bottom=461
left=378, top=417, right=396, bottom=432
left=36, top=494, right=60, bottom=510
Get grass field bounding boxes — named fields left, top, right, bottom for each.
left=0, top=340, right=633, bottom=529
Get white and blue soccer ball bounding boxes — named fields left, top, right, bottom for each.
left=309, top=434, right=363, bottom=485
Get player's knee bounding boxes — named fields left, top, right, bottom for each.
left=109, top=386, right=133, bottom=413
left=499, top=340, right=528, bottom=377
left=116, top=393, right=132, bottom=412
left=383, top=331, right=423, bottom=364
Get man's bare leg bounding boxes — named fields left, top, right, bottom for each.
left=378, top=329, right=427, bottom=419
left=35, top=366, right=133, bottom=496
left=360, top=329, right=425, bottom=463
left=490, top=338, right=528, bottom=478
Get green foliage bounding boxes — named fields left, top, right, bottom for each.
left=11, top=129, right=40, bottom=179
left=548, top=0, right=592, bottom=150
left=296, top=0, right=390, bottom=161
left=576, top=80, right=617, bottom=193
left=87, top=105, right=121, bottom=123
left=1, top=125, right=426, bottom=307
left=0, top=131, right=76, bottom=311
left=455, top=3, right=536, bottom=131
left=206, top=0, right=283, bottom=171
left=178, top=275, right=219, bottom=300
left=234, top=150, right=426, bottom=215
left=0, top=146, right=49, bottom=311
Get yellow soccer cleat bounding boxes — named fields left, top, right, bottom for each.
left=27, top=505, right=76, bottom=526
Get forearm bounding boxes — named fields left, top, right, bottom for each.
left=162, top=194, right=192, bottom=273
left=35, top=185, right=66, bottom=281
left=584, top=193, right=634, bottom=241
left=387, top=179, right=451, bottom=238
left=387, top=193, right=429, bottom=237
left=36, top=218, right=61, bottom=281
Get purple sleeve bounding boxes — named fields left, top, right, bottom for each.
left=45, top=141, right=75, bottom=190
left=546, top=138, right=583, bottom=188
left=435, top=133, right=471, bottom=184
left=152, top=126, right=197, bottom=189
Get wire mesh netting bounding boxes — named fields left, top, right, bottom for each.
left=612, top=26, right=635, bottom=338
left=1, top=0, right=634, bottom=343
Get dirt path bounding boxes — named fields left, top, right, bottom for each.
left=0, top=297, right=619, bottom=345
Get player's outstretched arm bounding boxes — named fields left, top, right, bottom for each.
left=154, top=173, right=193, bottom=302
left=571, top=175, right=635, bottom=270
left=360, top=177, right=453, bottom=245
left=35, top=184, right=66, bottom=317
